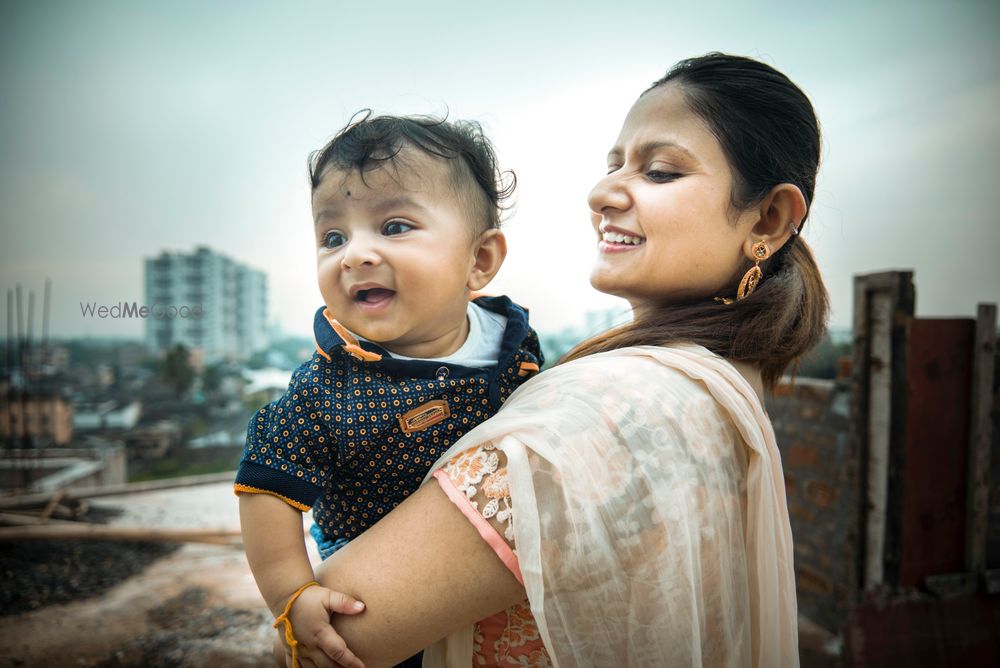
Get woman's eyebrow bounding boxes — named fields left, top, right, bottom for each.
left=608, top=140, right=696, bottom=162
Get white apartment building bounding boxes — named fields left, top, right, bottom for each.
left=144, top=246, right=268, bottom=361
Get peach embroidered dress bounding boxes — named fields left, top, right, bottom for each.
left=426, top=345, right=799, bottom=668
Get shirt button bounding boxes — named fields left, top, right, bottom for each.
left=435, top=366, right=450, bottom=380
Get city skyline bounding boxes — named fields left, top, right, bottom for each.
left=0, top=248, right=637, bottom=344
left=2, top=1, right=998, bottom=340
left=144, top=246, right=268, bottom=359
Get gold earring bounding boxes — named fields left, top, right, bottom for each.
left=736, top=240, right=771, bottom=300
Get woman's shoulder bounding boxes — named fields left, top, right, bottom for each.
left=519, top=345, right=765, bottom=436
left=540, top=344, right=718, bottom=392
left=561, top=344, right=762, bottom=406
left=434, top=344, right=752, bottom=468
left=493, top=346, right=720, bottom=429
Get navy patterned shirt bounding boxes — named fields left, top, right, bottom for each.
left=234, top=296, right=543, bottom=548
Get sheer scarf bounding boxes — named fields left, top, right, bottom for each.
left=422, top=345, right=798, bottom=667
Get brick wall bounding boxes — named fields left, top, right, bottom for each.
left=769, top=377, right=854, bottom=633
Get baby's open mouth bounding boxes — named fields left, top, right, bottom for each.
left=355, top=288, right=396, bottom=303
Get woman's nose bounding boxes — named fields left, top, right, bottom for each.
left=341, top=236, right=381, bottom=270
left=587, top=172, right=632, bottom=215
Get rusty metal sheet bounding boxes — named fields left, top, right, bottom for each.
left=900, top=319, right=974, bottom=587
left=847, top=594, right=1000, bottom=667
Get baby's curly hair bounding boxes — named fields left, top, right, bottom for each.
left=309, top=111, right=515, bottom=233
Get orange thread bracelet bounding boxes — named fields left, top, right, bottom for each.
left=272, top=580, right=319, bottom=668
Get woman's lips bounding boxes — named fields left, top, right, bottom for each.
left=598, top=239, right=644, bottom=253
left=598, top=224, right=645, bottom=253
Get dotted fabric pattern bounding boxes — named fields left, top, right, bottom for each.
left=235, top=296, right=543, bottom=547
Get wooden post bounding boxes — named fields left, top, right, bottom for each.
left=966, top=304, right=997, bottom=578
left=0, top=470, right=237, bottom=510
left=39, top=490, right=67, bottom=523
left=0, top=524, right=242, bottom=546
left=850, top=271, right=915, bottom=596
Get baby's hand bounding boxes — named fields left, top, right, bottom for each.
left=277, top=584, right=366, bottom=668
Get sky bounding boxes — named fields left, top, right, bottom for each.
left=1, top=0, right=998, bottom=341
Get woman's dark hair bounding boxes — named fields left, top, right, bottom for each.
left=308, top=110, right=515, bottom=233
left=563, top=53, right=829, bottom=387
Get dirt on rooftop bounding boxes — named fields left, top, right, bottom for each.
left=0, top=481, right=842, bottom=667
left=0, top=482, right=281, bottom=667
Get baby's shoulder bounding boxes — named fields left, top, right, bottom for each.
left=283, top=350, right=348, bottom=392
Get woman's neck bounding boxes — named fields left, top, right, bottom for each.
left=730, top=360, right=765, bottom=406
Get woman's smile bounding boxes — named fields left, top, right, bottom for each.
left=598, top=223, right=645, bottom=253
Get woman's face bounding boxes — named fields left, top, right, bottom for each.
left=588, top=83, right=757, bottom=313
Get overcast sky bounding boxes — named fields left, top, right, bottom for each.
left=1, top=0, right=998, bottom=340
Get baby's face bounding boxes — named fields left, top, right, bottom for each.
left=312, top=151, right=481, bottom=358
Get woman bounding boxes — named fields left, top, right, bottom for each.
left=284, top=52, right=827, bottom=667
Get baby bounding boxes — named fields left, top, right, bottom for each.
left=235, top=112, right=543, bottom=668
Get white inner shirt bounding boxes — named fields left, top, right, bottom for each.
left=374, top=301, right=508, bottom=368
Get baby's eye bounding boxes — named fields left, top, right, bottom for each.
left=322, top=230, right=347, bottom=249
left=606, top=164, right=622, bottom=175
left=382, top=220, right=413, bottom=236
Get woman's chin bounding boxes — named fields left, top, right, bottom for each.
left=588, top=272, right=621, bottom=297
left=590, top=283, right=640, bottom=310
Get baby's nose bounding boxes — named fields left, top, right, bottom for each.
left=341, top=239, right=381, bottom=270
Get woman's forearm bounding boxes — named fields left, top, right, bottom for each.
left=315, top=482, right=526, bottom=666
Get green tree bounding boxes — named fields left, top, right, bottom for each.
left=797, top=335, right=851, bottom=379
left=160, top=344, right=195, bottom=396
left=202, top=362, right=225, bottom=394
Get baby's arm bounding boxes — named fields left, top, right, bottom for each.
left=239, top=493, right=365, bottom=668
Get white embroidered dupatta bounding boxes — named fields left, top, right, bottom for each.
left=422, top=345, right=798, bottom=667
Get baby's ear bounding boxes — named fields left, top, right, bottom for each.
left=467, top=229, right=507, bottom=291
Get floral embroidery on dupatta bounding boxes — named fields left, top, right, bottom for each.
left=445, top=442, right=515, bottom=542
left=443, top=444, right=551, bottom=667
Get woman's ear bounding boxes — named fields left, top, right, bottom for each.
left=745, top=183, right=806, bottom=257
left=467, top=229, right=507, bottom=291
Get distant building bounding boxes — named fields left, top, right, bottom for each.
left=243, top=367, right=293, bottom=403
left=0, top=392, right=74, bottom=446
left=584, top=307, right=630, bottom=337
left=72, top=400, right=141, bottom=432
left=0, top=439, right=126, bottom=493
left=124, top=420, right=181, bottom=460
left=144, top=246, right=268, bottom=361
left=537, top=307, right=632, bottom=367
